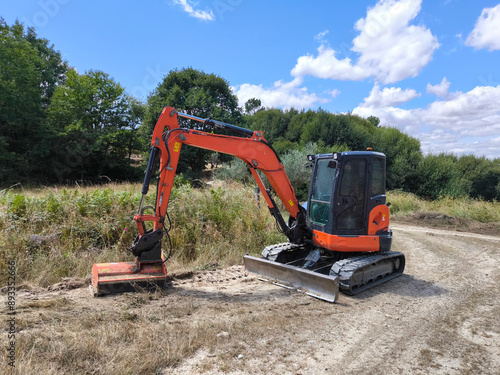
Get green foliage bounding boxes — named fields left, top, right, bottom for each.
left=143, top=67, right=242, bottom=175
left=247, top=108, right=298, bottom=144
left=0, top=19, right=68, bottom=184
left=280, top=144, right=317, bottom=201
left=7, top=194, right=27, bottom=218
left=0, top=19, right=143, bottom=186
left=272, top=139, right=299, bottom=155
left=373, top=126, right=422, bottom=191
left=367, top=116, right=380, bottom=127
left=412, top=153, right=459, bottom=199
left=213, top=158, right=251, bottom=183
left=1, top=18, right=498, bottom=203
left=45, top=69, right=145, bottom=182
left=244, top=98, right=262, bottom=115
left=455, top=155, right=500, bottom=201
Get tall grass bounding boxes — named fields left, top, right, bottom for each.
left=1, top=183, right=498, bottom=288
left=166, top=182, right=284, bottom=271
left=388, top=190, right=500, bottom=223
left=0, top=181, right=285, bottom=287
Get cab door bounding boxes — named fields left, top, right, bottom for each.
left=334, top=157, right=368, bottom=235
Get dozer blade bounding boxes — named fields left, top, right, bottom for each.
left=90, top=261, right=168, bottom=297
left=243, top=255, right=339, bottom=303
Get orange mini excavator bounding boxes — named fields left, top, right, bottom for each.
left=91, top=107, right=405, bottom=302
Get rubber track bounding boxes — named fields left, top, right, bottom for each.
left=261, top=243, right=405, bottom=296
left=261, top=242, right=306, bottom=261
left=330, top=251, right=405, bottom=295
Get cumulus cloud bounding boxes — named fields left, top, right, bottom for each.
left=353, top=84, right=500, bottom=158
left=359, top=83, right=420, bottom=108
left=291, top=0, right=439, bottom=84
left=465, top=4, right=500, bottom=51
left=291, top=45, right=369, bottom=81
left=426, top=77, right=450, bottom=98
left=232, top=78, right=326, bottom=109
left=173, top=0, right=214, bottom=21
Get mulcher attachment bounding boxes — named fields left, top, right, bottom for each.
left=90, top=261, right=168, bottom=296
left=90, top=229, right=168, bottom=297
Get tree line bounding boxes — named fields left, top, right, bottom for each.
left=1, top=20, right=499, bottom=201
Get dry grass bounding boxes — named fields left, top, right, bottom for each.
left=5, top=288, right=297, bottom=375
left=387, top=190, right=500, bottom=234
left=388, top=191, right=500, bottom=222
left=0, top=180, right=285, bottom=288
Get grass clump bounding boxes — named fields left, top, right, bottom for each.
left=153, top=181, right=285, bottom=272
left=0, top=183, right=143, bottom=287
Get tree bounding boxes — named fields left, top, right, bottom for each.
left=456, top=155, right=500, bottom=201
left=373, top=126, right=422, bottom=191
left=244, top=98, right=262, bottom=115
left=413, top=154, right=459, bottom=199
left=143, top=68, right=242, bottom=176
left=367, top=116, right=380, bottom=127
left=45, top=69, right=145, bottom=182
left=0, top=19, right=69, bottom=185
left=247, top=108, right=297, bottom=145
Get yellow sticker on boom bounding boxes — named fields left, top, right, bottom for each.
left=173, top=142, right=180, bottom=153
left=289, top=200, right=294, bottom=207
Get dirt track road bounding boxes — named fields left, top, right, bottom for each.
left=3, top=224, right=500, bottom=374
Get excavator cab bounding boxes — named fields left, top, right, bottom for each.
left=245, top=150, right=403, bottom=301
left=307, top=152, right=392, bottom=246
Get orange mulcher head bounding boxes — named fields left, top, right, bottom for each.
left=90, top=229, right=168, bottom=296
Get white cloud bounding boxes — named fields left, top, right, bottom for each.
left=359, top=83, right=420, bottom=108
left=326, top=89, right=341, bottom=98
left=426, top=77, right=450, bottom=98
left=353, top=84, right=500, bottom=158
left=292, top=45, right=369, bottom=81
left=315, top=30, right=329, bottom=42
left=233, top=78, right=326, bottom=109
left=173, top=0, right=214, bottom=21
left=291, top=0, right=439, bottom=84
left=424, top=86, right=500, bottom=130
left=466, top=4, right=500, bottom=51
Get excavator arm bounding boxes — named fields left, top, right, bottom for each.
left=131, top=107, right=308, bottom=256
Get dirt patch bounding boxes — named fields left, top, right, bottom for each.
left=1, top=224, right=499, bottom=374
left=47, top=277, right=87, bottom=292
left=394, top=212, right=500, bottom=236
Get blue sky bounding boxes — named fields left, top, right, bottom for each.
left=2, top=0, right=500, bottom=159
